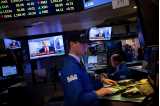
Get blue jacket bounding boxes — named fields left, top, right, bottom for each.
left=59, top=55, right=99, bottom=106
left=109, top=63, right=131, bottom=81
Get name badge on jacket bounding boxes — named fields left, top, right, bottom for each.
left=67, top=74, right=78, bottom=83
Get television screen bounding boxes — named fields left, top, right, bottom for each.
left=2, top=65, right=17, bottom=77
left=88, top=56, right=98, bottom=64
left=4, top=39, right=21, bottom=49
left=84, top=0, right=111, bottom=9
left=89, top=27, right=112, bottom=41
left=28, top=35, right=65, bottom=59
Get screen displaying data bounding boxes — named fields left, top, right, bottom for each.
left=0, top=0, right=83, bottom=21
left=2, top=65, right=17, bottom=77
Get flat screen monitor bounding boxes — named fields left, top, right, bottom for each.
left=89, top=27, right=112, bottom=41
left=88, top=56, right=97, bottom=64
left=84, top=0, right=111, bottom=9
left=4, top=39, right=21, bottom=49
left=28, top=35, right=65, bottom=59
left=2, top=65, right=17, bottom=77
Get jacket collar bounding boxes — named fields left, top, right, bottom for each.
left=69, top=53, right=80, bottom=63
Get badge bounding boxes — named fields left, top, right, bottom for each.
left=66, top=74, right=78, bottom=83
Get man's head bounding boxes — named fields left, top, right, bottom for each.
left=111, top=54, right=123, bottom=68
left=12, top=40, right=16, bottom=45
left=68, top=33, right=89, bottom=57
left=42, top=41, right=49, bottom=47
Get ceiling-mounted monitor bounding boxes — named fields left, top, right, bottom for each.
left=28, top=35, right=65, bottom=59
left=83, top=0, right=112, bottom=9
left=89, top=27, right=112, bottom=41
left=4, top=38, right=21, bottom=49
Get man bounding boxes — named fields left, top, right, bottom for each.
left=59, top=33, right=116, bottom=106
left=109, top=54, right=131, bottom=81
left=39, top=40, right=55, bottom=54
left=10, top=40, right=20, bottom=49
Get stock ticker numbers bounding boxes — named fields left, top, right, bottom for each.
left=0, top=0, right=83, bottom=21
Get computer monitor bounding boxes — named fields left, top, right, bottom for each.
left=28, top=35, right=65, bottom=59
left=2, top=65, right=17, bottom=77
left=88, top=56, right=98, bottom=64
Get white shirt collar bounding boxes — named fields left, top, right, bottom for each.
left=69, top=53, right=80, bottom=63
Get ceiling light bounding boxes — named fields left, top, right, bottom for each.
left=31, top=21, right=46, bottom=26
left=133, top=6, right=137, bottom=9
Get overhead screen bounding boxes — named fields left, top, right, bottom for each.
left=83, top=0, right=111, bottom=9
left=28, top=35, right=65, bottom=59
left=89, top=27, right=112, bottom=41
left=3, top=38, right=21, bottom=49
left=0, top=0, right=83, bottom=21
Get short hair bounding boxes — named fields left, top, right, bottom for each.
left=111, top=54, right=123, bottom=62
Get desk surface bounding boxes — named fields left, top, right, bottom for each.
left=128, top=66, right=148, bottom=73
left=0, top=82, right=26, bottom=95
left=126, top=61, right=143, bottom=65
left=99, top=94, right=145, bottom=103
left=87, top=65, right=108, bottom=71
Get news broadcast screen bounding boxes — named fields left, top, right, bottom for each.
left=28, top=35, right=65, bottom=59
left=2, top=65, right=17, bottom=77
left=89, top=27, right=112, bottom=41
left=4, top=39, right=21, bottom=49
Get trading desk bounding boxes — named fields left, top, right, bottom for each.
left=99, top=95, right=145, bottom=106
left=99, top=93, right=145, bottom=103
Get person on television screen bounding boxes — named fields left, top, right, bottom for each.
left=104, top=29, right=111, bottom=40
left=9, top=40, right=20, bottom=49
left=39, top=40, right=55, bottom=54
left=95, top=30, right=105, bottom=38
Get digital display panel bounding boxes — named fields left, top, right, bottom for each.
left=28, top=35, right=65, bottom=59
left=88, top=56, right=97, bottom=64
left=89, top=27, right=112, bottom=41
left=2, top=65, right=17, bottom=77
left=83, top=0, right=111, bottom=9
left=4, top=38, right=21, bottom=49
left=0, top=0, right=83, bottom=21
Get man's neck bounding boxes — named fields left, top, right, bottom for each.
left=69, top=52, right=81, bottom=63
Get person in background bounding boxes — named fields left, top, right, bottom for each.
left=59, top=33, right=116, bottom=106
left=137, top=47, right=144, bottom=60
left=123, top=44, right=134, bottom=62
left=108, top=54, right=131, bottom=81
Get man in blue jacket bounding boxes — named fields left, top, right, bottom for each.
left=59, top=33, right=116, bottom=106
left=109, top=54, right=131, bottom=81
